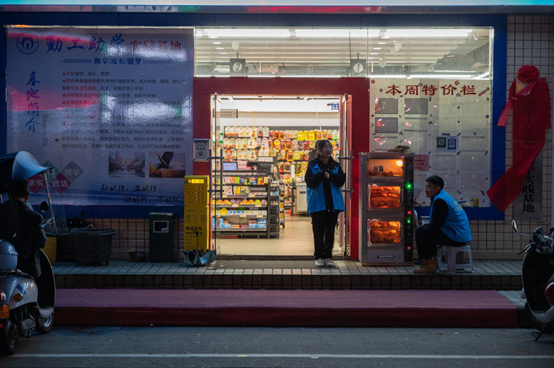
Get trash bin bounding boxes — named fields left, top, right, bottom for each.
left=149, top=212, right=174, bottom=262
left=71, top=228, right=116, bottom=265
left=55, top=233, right=73, bottom=262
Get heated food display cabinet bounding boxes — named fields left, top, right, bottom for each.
left=359, top=152, right=415, bottom=266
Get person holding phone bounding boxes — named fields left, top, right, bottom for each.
left=304, top=140, right=346, bottom=267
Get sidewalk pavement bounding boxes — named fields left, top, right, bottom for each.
left=52, top=259, right=530, bottom=328
left=55, top=288, right=520, bottom=328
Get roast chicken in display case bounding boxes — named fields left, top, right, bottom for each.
left=359, top=152, right=415, bottom=266
left=370, top=220, right=402, bottom=244
left=369, top=185, right=401, bottom=209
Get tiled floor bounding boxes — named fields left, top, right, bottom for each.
left=53, top=258, right=523, bottom=291
left=216, top=215, right=344, bottom=257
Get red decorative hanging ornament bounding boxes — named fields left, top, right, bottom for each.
left=487, top=65, right=551, bottom=212
left=517, top=65, right=540, bottom=84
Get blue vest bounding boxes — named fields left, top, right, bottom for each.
left=430, top=190, right=472, bottom=243
left=306, top=163, right=345, bottom=213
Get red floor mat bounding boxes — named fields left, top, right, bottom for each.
left=55, top=289, right=517, bottom=328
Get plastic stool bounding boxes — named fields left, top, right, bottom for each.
left=438, top=243, right=473, bottom=274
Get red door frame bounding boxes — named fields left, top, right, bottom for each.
left=193, top=77, right=370, bottom=261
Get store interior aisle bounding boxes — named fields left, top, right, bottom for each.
left=217, top=215, right=343, bottom=257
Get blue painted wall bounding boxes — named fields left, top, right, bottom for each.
left=0, top=11, right=508, bottom=220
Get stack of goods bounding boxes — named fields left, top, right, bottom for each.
left=369, top=186, right=401, bottom=209
left=214, top=209, right=267, bottom=217
left=370, top=221, right=401, bottom=244
left=216, top=198, right=267, bottom=206
left=212, top=218, right=267, bottom=229
left=222, top=126, right=340, bottom=181
left=218, top=175, right=267, bottom=185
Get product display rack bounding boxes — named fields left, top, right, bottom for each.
left=269, top=181, right=281, bottom=238
left=220, top=125, right=341, bottom=221
left=212, top=170, right=273, bottom=239
left=221, top=125, right=340, bottom=178
left=279, top=180, right=286, bottom=228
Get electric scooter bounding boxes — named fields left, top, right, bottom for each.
left=0, top=241, right=55, bottom=355
left=0, top=151, right=57, bottom=355
left=512, top=220, right=554, bottom=341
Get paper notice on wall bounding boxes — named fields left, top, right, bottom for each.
left=7, top=27, right=194, bottom=205
left=414, top=155, right=430, bottom=171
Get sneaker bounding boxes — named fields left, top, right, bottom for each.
left=324, top=258, right=334, bottom=267
left=315, top=258, right=325, bottom=267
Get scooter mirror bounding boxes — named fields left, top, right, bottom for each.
left=39, top=201, right=49, bottom=213
left=512, top=220, right=519, bottom=233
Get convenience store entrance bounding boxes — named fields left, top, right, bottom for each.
left=210, top=94, right=351, bottom=257
left=193, top=77, right=368, bottom=260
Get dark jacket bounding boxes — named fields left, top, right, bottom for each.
left=14, top=200, right=47, bottom=278
left=304, top=157, right=346, bottom=213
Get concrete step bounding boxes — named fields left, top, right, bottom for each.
left=55, top=289, right=519, bottom=328
left=53, top=259, right=523, bottom=290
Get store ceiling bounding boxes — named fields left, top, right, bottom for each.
left=195, top=28, right=490, bottom=75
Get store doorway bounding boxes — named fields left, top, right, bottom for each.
left=210, top=94, right=352, bottom=258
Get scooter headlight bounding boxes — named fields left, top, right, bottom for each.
left=0, top=291, right=6, bottom=301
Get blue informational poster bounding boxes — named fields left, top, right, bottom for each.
left=7, top=27, right=194, bottom=205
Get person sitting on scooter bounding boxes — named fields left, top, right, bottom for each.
left=413, top=176, right=472, bottom=274
left=9, top=179, right=47, bottom=279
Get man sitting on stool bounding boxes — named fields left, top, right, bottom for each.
left=413, top=176, right=472, bottom=274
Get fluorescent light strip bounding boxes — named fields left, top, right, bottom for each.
left=407, top=74, right=476, bottom=79
left=383, top=29, right=472, bottom=38
left=369, top=75, right=407, bottom=79
left=475, top=72, right=491, bottom=79
left=199, top=28, right=473, bottom=40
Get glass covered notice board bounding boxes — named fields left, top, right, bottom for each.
left=369, top=79, right=492, bottom=209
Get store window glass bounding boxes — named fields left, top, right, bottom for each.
left=369, top=77, right=492, bottom=209
left=196, top=27, right=493, bottom=211
left=194, top=27, right=491, bottom=79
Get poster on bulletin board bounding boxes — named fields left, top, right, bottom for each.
left=414, top=155, right=430, bottom=171
left=6, top=27, right=194, bottom=205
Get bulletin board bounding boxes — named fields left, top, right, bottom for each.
left=369, top=78, right=492, bottom=208
left=6, top=27, right=194, bottom=205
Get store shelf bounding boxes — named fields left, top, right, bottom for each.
left=215, top=172, right=266, bottom=175
left=216, top=205, right=267, bottom=208
left=216, top=228, right=267, bottom=232
left=221, top=184, right=268, bottom=186
left=218, top=215, right=266, bottom=219
left=212, top=194, right=268, bottom=198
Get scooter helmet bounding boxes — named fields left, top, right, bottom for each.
left=0, top=239, right=18, bottom=271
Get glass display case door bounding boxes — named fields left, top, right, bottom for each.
left=338, top=94, right=353, bottom=257
left=210, top=94, right=223, bottom=247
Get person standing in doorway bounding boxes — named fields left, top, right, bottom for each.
left=305, top=140, right=346, bottom=267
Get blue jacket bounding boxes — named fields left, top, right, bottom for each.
left=430, top=190, right=472, bottom=243
left=305, top=158, right=345, bottom=213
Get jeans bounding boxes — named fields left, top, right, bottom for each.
left=415, top=226, right=467, bottom=260
left=311, top=210, right=339, bottom=260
